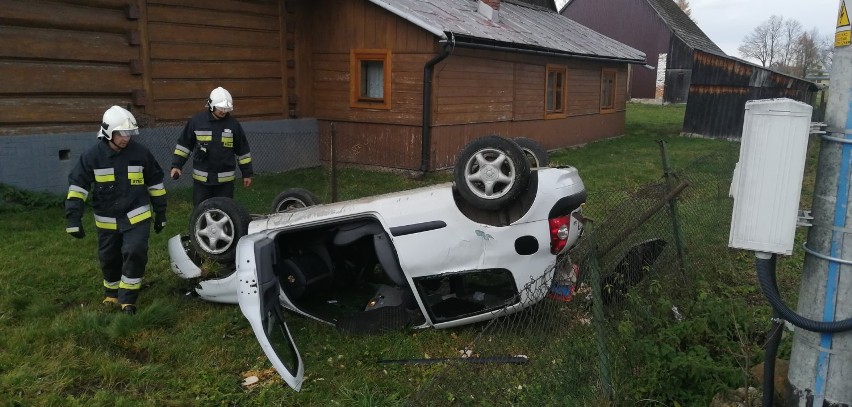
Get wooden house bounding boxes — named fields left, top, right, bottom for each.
left=0, top=0, right=645, bottom=193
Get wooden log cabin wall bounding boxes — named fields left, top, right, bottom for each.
left=0, top=0, right=294, bottom=136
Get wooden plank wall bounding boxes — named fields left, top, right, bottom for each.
left=145, top=0, right=286, bottom=121
left=0, top=0, right=143, bottom=135
left=429, top=48, right=629, bottom=168
left=307, top=0, right=436, bottom=170
left=434, top=49, right=628, bottom=125
left=433, top=56, right=516, bottom=124
left=430, top=112, right=625, bottom=169
left=307, top=0, right=436, bottom=124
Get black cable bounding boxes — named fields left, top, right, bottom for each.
left=760, top=254, right=783, bottom=407
left=756, top=255, right=852, bottom=333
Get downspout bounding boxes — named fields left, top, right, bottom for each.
left=420, top=33, right=455, bottom=173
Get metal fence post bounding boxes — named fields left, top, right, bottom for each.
left=658, top=140, right=687, bottom=276
left=587, top=244, right=614, bottom=400
left=330, top=122, right=338, bottom=203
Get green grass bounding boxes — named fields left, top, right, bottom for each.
left=551, top=103, right=739, bottom=191
left=0, top=102, right=805, bottom=405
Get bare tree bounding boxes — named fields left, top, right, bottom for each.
left=738, top=15, right=784, bottom=67
left=738, top=15, right=835, bottom=78
left=777, top=19, right=803, bottom=72
left=818, top=33, right=834, bottom=71
left=794, top=28, right=823, bottom=77
left=675, top=0, right=691, bottom=17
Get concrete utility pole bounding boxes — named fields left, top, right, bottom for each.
left=787, top=0, right=852, bottom=405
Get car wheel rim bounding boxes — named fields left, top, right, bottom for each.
left=463, top=147, right=516, bottom=200
left=276, top=198, right=307, bottom=212
left=194, top=208, right=235, bottom=255
left=522, top=148, right=540, bottom=168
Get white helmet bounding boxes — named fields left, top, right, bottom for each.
left=207, top=87, right=234, bottom=112
left=98, top=106, right=139, bottom=140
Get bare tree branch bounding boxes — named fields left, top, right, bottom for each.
left=795, top=28, right=823, bottom=77
left=778, top=19, right=803, bottom=72
left=675, top=0, right=691, bottom=17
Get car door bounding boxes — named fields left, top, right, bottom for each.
left=237, top=234, right=305, bottom=391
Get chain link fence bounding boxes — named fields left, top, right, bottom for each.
left=137, top=119, right=322, bottom=213
left=406, top=145, right=743, bottom=405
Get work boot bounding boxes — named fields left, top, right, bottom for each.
left=121, top=304, right=137, bottom=315
left=102, top=297, right=119, bottom=307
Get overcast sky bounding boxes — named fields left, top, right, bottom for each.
left=557, top=0, right=842, bottom=60
left=690, top=0, right=840, bottom=58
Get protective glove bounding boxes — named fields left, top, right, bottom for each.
left=66, top=217, right=85, bottom=239
left=154, top=212, right=166, bottom=234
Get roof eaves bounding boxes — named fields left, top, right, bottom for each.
left=694, top=49, right=819, bottom=89
left=643, top=0, right=724, bottom=54
left=368, top=0, right=448, bottom=39
left=453, top=34, right=646, bottom=64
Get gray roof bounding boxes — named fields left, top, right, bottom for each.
left=644, top=0, right=725, bottom=54
left=369, top=0, right=645, bottom=63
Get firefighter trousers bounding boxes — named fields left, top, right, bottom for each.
left=193, top=181, right=235, bottom=206
left=97, top=223, right=150, bottom=306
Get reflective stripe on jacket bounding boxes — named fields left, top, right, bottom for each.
left=65, top=141, right=167, bottom=232
left=170, top=110, right=253, bottom=186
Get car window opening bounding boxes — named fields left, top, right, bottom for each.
left=269, top=218, right=423, bottom=331
left=413, top=269, right=519, bottom=323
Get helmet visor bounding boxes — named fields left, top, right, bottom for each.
left=115, top=129, right=139, bottom=137
left=214, top=105, right=233, bottom=113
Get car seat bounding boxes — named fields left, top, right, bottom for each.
left=332, top=220, right=407, bottom=287
left=276, top=232, right=334, bottom=300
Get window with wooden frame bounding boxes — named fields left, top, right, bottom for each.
left=544, top=64, right=568, bottom=119
left=350, top=49, right=392, bottom=110
left=600, top=68, right=617, bottom=113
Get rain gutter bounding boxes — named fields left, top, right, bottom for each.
left=451, top=37, right=646, bottom=65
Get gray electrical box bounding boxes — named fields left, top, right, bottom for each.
left=729, top=98, right=812, bottom=255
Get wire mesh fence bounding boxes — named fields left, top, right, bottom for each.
left=406, top=146, right=741, bottom=405
left=137, top=119, right=323, bottom=213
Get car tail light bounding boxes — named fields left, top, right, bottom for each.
left=549, top=215, right=570, bottom=254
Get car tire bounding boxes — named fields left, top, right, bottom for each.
left=513, top=137, right=549, bottom=168
left=454, top=135, right=531, bottom=211
left=189, top=197, right=251, bottom=264
left=271, top=188, right=321, bottom=212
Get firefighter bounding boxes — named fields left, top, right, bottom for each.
left=169, top=87, right=253, bottom=206
left=65, top=106, right=167, bottom=315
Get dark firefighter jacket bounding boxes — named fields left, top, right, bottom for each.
left=171, top=111, right=253, bottom=185
left=66, top=140, right=167, bottom=232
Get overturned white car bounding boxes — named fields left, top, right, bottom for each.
left=168, top=135, right=587, bottom=390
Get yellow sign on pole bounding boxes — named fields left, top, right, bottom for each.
left=837, top=0, right=851, bottom=46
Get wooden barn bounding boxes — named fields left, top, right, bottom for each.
left=683, top=49, right=819, bottom=139
left=0, top=0, right=645, bottom=193
left=561, top=0, right=818, bottom=139
left=561, top=0, right=726, bottom=103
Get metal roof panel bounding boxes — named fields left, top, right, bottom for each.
left=369, top=0, right=645, bottom=62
